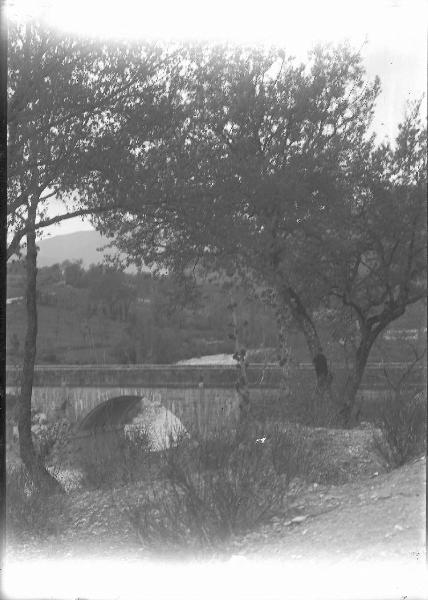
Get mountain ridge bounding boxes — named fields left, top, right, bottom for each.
left=37, top=230, right=136, bottom=269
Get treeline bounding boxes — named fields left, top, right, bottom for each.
left=37, top=261, right=139, bottom=322
left=8, top=259, right=425, bottom=365
left=8, top=260, right=282, bottom=364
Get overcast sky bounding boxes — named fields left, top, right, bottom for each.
left=8, top=0, right=427, bottom=238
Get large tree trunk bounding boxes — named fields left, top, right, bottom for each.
left=274, top=283, right=342, bottom=427
left=18, top=213, right=62, bottom=494
left=0, top=9, right=7, bottom=553
left=339, top=332, right=378, bottom=428
left=277, top=285, right=334, bottom=394
left=274, top=302, right=292, bottom=393
left=340, top=372, right=365, bottom=428
left=228, top=293, right=251, bottom=422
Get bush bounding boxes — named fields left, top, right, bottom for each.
left=270, top=425, right=321, bottom=481
left=43, top=418, right=75, bottom=465
left=251, top=385, right=339, bottom=430
left=30, top=413, right=73, bottom=463
left=39, top=350, right=59, bottom=363
left=110, top=335, right=137, bottom=364
left=77, top=427, right=153, bottom=488
left=121, top=424, right=329, bottom=554
left=6, top=464, right=66, bottom=540
left=373, top=391, right=426, bottom=468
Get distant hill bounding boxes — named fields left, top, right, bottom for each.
left=37, top=230, right=138, bottom=269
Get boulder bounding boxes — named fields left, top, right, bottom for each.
left=124, top=397, right=188, bottom=451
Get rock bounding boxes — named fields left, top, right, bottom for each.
left=371, top=492, right=391, bottom=501
left=229, top=555, right=248, bottom=564
left=124, top=401, right=188, bottom=451
left=291, top=515, right=308, bottom=524
left=377, top=493, right=392, bottom=500
left=48, top=466, right=84, bottom=492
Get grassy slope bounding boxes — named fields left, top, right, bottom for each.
left=6, top=286, right=126, bottom=364
left=6, top=270, right=426, bottom=365
left=6, top=431, right=426, bottom=564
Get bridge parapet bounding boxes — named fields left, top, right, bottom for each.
left=5, top=363, right=425, bottom=433
left=6, top=362, right=425, bottom=388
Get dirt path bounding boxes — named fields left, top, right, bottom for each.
left=5, top=456, right=426, bottom=600
left=227, top=456, right=425, bottom=563
left=7, top=456, right=425, bottom=565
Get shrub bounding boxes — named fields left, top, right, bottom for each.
left=270, top=424, right=321, bottom=482
left=121, top=424, right=329, bottom=554
left=6, top=464, right=66, bottom=540
left=110, top=335, right=137, bottom=364
left=373, top=391, right=426, bottom=468
left=39, top=350, right=59, bottom=363
left=44, top=418, right=76, bottom=466
left=77, top=427, right=153, bottom=488
left=30, top=413, right=74, bottom=464
left=250, top=376, right=340, bottom=429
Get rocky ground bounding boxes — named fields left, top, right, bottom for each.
left=6, top=426, right=425, bottom=561
left=5, top=423, right=426, bottom=600
left=227, top=454, right=425, bottom=562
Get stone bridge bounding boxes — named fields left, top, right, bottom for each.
left=6, top=363, right=425, bottom=433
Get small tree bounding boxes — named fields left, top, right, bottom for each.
left=7, top=19, right=180, bottom=487
left=296, top=102, right=427, bottom=423
left=374, top=345, right=427, bottom=467
left=63, top=260, right=85, bottom=288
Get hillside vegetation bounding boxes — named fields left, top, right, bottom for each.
left=7, top=260, right=426, bottom=366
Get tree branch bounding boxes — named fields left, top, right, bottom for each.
left=7, top=206, right=116, bottom=260
left=34, top=206, right=116, bottom=230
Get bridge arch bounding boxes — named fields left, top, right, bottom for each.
left=76, top=394, right=189, bottom=451
left=78, top=395, right=143, bottom=432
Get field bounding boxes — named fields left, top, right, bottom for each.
left=6, top=287, right=427, bottom=366
left=7, top=298, right=126, bottom=364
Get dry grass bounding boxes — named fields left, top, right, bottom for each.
left=373, top=391, right=426, bottom=468
left=114, top=422, right=345, bottom=554
left=6, top=464, right=67, bottom=541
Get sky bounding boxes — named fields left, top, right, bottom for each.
left=6, top=0, right=427, bottom=238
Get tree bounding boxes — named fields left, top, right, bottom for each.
left=85, top=264, right=136, bottom=321
left=297, top=101, right=427, bottom=423
left=63, top=260, right=85, bottom=288
left=7, top=19, right=179, bottom=488
left=98, top=44, right=426, bottom=425
left=95, top=45, right=373, bottom=409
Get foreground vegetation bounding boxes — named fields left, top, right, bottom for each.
left=6, top=19, right=426, bottom=515
left=7, top=385, right=426, bottom=557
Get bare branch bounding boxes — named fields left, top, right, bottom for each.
left=38, top=189, right=58, bottom=202
left=34, top=207, right=114, bottom=230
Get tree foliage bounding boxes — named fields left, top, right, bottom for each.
left=98, top=43, right=426, bottom=425
left=7, top=21, right=176, bottom=258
